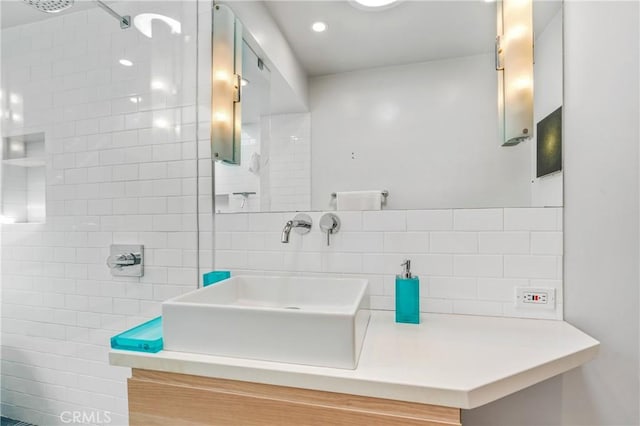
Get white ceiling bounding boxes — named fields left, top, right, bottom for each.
left=1, top=0, right=562, bottom=78
left=265, top=1, right=561, bottom=77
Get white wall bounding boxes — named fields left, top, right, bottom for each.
left=215, top=207, right=563, bottom=320
left=310, top=54, right=532, bottom=210
left=0, top=2, right=211, bottom=424
left=463, top=2, right=639, bottom=424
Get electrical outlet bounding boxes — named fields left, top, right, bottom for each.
left=515, top=287, right=555, bottom=310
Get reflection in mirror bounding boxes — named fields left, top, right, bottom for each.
left=215, top=40, right=271, bottom=212
left=497, top=0, right=535, bottom=146
left=212, top=0, right=563, bottom=213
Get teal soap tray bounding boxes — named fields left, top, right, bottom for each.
left=110, top=316, right=163, bottom=353
left=203, top=270, right=230, bottom=286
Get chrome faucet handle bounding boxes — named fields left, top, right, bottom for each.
left=319, top=213, right=340, bottom=246
left=291, top=214, right=312, bottom=232
left=291, top=219, right=311, bottom=229
left=106, top=253, right=141, bottom=269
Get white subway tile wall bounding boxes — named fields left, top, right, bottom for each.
left=0, top=2, right=214, bottom=425
left=216, top=207, right=563, bottom=321
left=266, top=113, right=311, bottom=212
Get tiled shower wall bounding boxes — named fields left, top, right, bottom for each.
left=0, top=2, right=213, bottom=424
left=215, top=207, right=563, bottom=320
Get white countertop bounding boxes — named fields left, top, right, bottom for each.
left=109, top=311, right=599, bottom=409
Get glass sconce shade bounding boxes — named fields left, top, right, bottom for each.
left=211, top=4, right=243, bottom=164
left=497, top=0, right=534, bottom=146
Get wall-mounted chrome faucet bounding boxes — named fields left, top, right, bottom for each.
left=281, top=213, right=312, bottom=243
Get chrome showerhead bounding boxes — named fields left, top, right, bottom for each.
left=22, top=0, right=129, bottom=29
left=22, top=0, right=74, bottom=13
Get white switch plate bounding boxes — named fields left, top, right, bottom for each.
left=515, top=287, right=556, bottom=310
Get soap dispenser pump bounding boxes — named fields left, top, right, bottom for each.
left=395, top=259, right=420, bottom=324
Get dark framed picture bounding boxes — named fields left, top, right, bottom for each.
left=536, top=106, right=562, bottom=178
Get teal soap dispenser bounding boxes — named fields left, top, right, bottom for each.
left=395, top=259, right=420, bottom=324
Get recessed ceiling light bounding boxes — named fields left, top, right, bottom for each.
left=350, top=0, right=399, bottom=10
left=241, top=78, right=249, bottom=87
left=311, top=22, right=327, bottom=33
left=354, top=0, right=396, bottom=7
left=119, top=59, right=133, bottom=67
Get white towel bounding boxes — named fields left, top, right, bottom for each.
left=336, top=191, right=383, bottom=211
left=248, top=152, right=261, bottom=174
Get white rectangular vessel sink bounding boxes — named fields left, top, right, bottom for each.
left=162, top=275, right=370, bottom=369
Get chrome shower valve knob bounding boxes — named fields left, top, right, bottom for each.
left=106, top=253, right=141, bottom=269
left=319, top=213, right=340, bottom=246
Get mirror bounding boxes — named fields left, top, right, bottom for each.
left=213, top=0, right=563, bottom=213
left=215, top=38, right=272, bottom=211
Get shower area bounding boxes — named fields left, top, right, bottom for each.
left=0, top=1, right=214, bottom=424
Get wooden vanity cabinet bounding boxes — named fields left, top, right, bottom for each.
left=127, top=369, right=461, bottom=425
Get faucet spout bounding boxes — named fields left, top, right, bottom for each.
left=281, top=220, right=294, bottom=243
left=281, top=214, right=312, bottom=243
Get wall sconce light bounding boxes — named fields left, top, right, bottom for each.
left=496, top=0, right=534, bottom=146
left=211, top=4, right=243, bottom=165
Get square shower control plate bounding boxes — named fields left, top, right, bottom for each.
left=108, top=244, right=144, bottom=277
